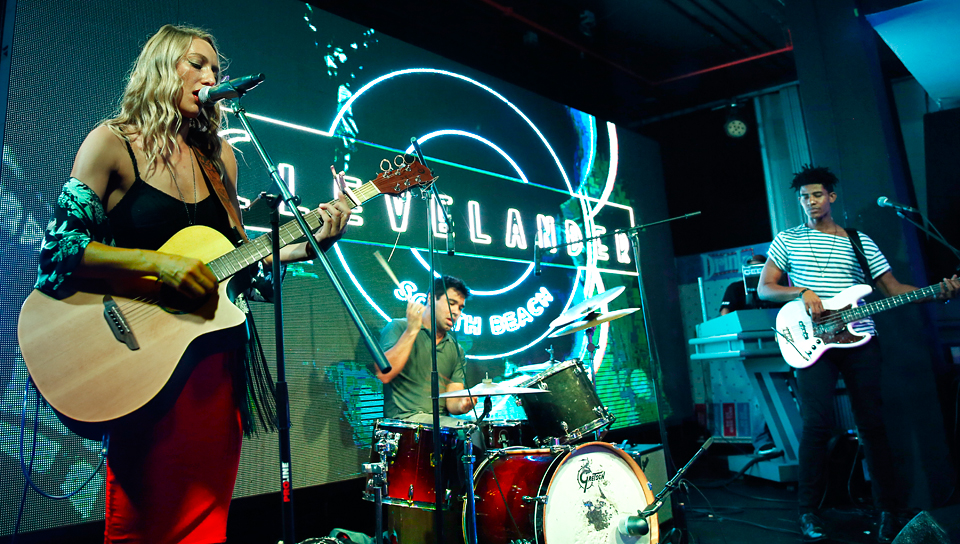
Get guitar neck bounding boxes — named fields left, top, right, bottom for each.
left=205, top=181, right=382, bottom=282
left=839, top=283, right=942, bottom=323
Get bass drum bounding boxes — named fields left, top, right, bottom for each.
left=467, top=442, right=658, bottom=544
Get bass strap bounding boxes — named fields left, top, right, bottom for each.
left=846, top=228, right=875, bottom=287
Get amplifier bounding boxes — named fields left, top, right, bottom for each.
left=619, top=443, right=673, bottom=525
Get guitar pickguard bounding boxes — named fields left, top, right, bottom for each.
left=812, top=307, right=861, bottom=346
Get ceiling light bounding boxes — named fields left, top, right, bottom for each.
left=724, top=103, right=748, bottom=138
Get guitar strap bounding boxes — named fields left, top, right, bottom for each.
left=846, top=228, right=875, bottom=287
left=193, top=147, right=250, bottom=243
left=192, top=148, right=280, bottom=436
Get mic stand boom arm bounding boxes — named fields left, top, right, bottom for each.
left=229, top=102, right=393, bottom=375
left=533, top=212, right=701, bottom=275
left=229, top=100, right=392, bottom=544
left=893, top=210, right=960, bottom=270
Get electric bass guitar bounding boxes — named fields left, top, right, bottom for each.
left=17, top=160, right=434, bottom=439
left=774, top=283, right=941, bottom=369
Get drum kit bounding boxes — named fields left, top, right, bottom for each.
left=364, top=287, right=664, bottom=544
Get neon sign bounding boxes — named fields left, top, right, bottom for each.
left=228, top=68, right=638, bottom=363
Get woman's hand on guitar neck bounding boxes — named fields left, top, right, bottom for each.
left=152, top=252, right=218, bottom=299
left=309, top=168, right=353, bottom=252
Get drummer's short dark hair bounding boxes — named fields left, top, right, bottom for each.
left=434, top=275, right=470, bottom=300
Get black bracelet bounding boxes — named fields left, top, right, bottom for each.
left=798, top=288, right=810, bottom=299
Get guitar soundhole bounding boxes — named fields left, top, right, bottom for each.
left=157, top=285, right=211, bottom=314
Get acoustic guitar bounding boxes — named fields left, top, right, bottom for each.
left=18, top=160, right=434, bottom=438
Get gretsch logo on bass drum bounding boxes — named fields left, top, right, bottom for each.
left=578, top=458, right=606, bottom=492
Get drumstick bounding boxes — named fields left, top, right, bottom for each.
left=374, top=250, right=402, bottom=289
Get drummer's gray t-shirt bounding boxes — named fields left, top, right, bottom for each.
left=379, top=318, right=466, bottom=419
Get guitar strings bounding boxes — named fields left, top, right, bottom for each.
left=777, top=283, right=942, bottom=338
left=774, top=285, right=943, bottom=344
left=106, top=168, right=409, bottom=333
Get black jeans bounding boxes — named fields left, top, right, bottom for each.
left=795, top=339, right=900, bottom=512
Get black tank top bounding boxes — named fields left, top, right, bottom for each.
left=109, top=140, right=241, bottom=250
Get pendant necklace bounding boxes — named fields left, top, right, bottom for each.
left=169, top=149, right=198, bottom=225
left=806, top=223, right=838, bottom=277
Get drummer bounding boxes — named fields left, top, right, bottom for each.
left=375, top=275, right=478, bottom=426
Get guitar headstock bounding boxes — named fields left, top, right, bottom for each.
left=370, top=158, right=436, bottom=197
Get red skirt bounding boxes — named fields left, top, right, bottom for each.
left=104, top=351, right=243, bottom=544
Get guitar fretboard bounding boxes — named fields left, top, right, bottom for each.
left=839, top=283, right=942, bottom=323
left=205, top=182, right=383, bottom=282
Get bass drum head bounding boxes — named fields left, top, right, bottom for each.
left=543, top=442, right=659, bottom=544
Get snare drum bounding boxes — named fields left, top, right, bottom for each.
left=466, top=442, right=658, bottom=544
left=520, top=359, right=614, bottom=445
left=480, top=420, right=536, bottom=449
left=365, top=419, right=459, bottom=510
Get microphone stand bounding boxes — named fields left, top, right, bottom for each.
left=626, top=226, right=691, bottom=540
left=408, top=138, right=447, bottom=544
left=891, top=210, right=960, bottom=271
left=620, top=437, right=716, bottom=537
left=533, top=212, right=700, bottom=541
left=228, top=99, right=392, bottom=544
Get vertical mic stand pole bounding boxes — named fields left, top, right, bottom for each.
left=628, top=230, right=689, bottom=541
left=268, top=196, right=296, bottom=543
left=410, top=138, right=445, bottom=544
left=230, top=101, right=392, bottom=544
left=426, top=188, right=445, bottom=544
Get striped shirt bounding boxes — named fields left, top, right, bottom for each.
left=768, top=225, right=890, bottom=335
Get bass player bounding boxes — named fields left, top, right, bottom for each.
left=757, top=165, right=958, bottom=543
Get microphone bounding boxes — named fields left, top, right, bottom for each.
left=618, top=513, right=651, bottom=536
left=877, top=196, right=918, bottom=214
left=534, top=243, right=542, bottom=276
left=198, top=73, right=265, bottom=105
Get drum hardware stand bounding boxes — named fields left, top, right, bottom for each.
left=229, top=97, right=392, bottom=544
left=619, top=437, right=716, bottom=537
left=459, top=423, right=479, bottom=544
left=581, top=327, right=603, bottom=440
left=362, top=430, right=400, bottom=544
left=533, top=212, right=701, bottom=543
left=461, top=392, right=492, bottom=544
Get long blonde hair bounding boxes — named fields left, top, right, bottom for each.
left=104, top=25, right=225, bottom=173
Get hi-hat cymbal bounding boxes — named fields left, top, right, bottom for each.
left=548, top=307, right=640, bottom=337
left=438, top=381, right=549, bottom=398
left=549, top=285, right=626, bottom=329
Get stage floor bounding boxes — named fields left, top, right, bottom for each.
left=5, top=464, right=946, bottom=543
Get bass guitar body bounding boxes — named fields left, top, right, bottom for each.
left=774, top=284, right=874, bottom=369
left=17, top=225, right=249, bottom=439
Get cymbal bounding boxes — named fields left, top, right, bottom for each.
left=549, top=285, right=626, bottom=329
left=548, top=307, right=640, bottom=337
left=439, top=380, right=549, bottom=398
